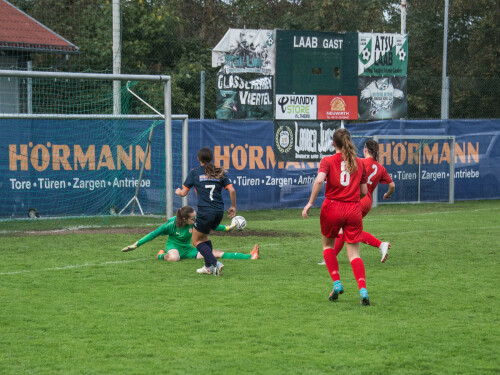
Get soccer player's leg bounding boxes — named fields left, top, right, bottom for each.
left=361, top=196, right=390, bottom=262
left=319, top=230, right=345, bottom=266
left=192, top=216, right=218, bottom=269
left=220, top=251, right=251, bottom=259
left=158, top=249, right=180, bottom=261
left=361, top=231, right=390, bottom=263
left=345, top=207, right=370, bottom=306
left=333, top=230, right=345, bottom=256
left=320, top=205, right=345, bottom=301
left=195, top=250, right=213, bottom=274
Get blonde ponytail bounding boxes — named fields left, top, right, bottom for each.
left=333, top=129, right=357, bottom=174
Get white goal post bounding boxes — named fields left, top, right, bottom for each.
left=370, top=135, right=455, bottom=206
left=0, top=69, right=189, bottom=218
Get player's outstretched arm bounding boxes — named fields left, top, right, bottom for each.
left=121, top=241, right=138, bottom=252
left=175, top=186, right=189, bottom=197
left=383, top=182, right=396, bottom=200
left=227, top=185, right=236, bottom=218
left=215, top=223, right=237, bottom=231
left=302, top=203, right=313, bottom=218
left=225, top=222, right=237, bottom=231
left=303, top=172, right=326, bottom=218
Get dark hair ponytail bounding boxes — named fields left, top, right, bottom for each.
left=364, top=139, right=379, bottom=161
left=175, top=206, right=195, bottom=228
left=198, top=147, right=226, bottom=179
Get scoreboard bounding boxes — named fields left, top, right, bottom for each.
left=275, top=30, right=358, bottom=96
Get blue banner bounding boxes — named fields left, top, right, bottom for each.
left=0, top=118, right=183, bottom=217
left=185, top=120, right=323, bottom=212
left=0, top=118, right=499, bottom=217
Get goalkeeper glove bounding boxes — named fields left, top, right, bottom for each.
left=121, top=241, right=138, bottom=252
left=225, top=223, right=237, bottom=231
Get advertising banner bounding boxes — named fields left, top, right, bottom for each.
left=187, top=120, right=324, bottom=211
left=317, top=95, right=358, bottom=120
left=348, top=120, right=500, bottom=202
left=0, top=119, right=180, bottom=217
left=212, top=29, right=275, bottom=75
left=1, top=119, right=498, bottom=217
left=216, top=72, right=273, bottom=120
left=273, top=120, right=340, bottom=161
left=358, top=76, right=407, bottom=120
left=358, top=33, right=408, bottom=76
left=275, top=94, right=317, bottom=120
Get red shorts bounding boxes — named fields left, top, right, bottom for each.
left=320, top=199, right=363, bottom=243
left=360, top=195, right=372, bottom=218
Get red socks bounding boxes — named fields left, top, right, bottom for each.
left=333, top=233, right=345, bottom=255
left=350, top=257, right=366, bottom=289
left=323, top=248, right=340, bottom=282
left=361, top=231, right=382, bottom=248
left=324, top=235, right=367, bottom=290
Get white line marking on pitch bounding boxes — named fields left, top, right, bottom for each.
left=0, top=258, right=151, bottom=276
left=0, top=223, right=157, bottom=235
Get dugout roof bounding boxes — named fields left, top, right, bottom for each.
left=0, top=0, right=79, bottom=54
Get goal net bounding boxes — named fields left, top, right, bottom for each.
left=0, top=71, right=184, bottom=220
left=352, top=135, right=455, bottom=205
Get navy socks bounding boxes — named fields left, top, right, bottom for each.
left=196, top=241, right=217, bottom=267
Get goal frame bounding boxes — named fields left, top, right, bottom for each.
left=0, top=69, right=186, bottom=218
left=371, top=135, right=456, bottom=206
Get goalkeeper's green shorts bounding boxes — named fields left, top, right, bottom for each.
left=165, top=242, right=198, bottom=259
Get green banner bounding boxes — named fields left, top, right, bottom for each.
left=216, top=72, right=273, bottom=120
left=358, top=33, right=408, bottom=76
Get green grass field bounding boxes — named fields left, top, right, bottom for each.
left=1, top=200, right=499, bottom=374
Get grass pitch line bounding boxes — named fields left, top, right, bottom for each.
left=0, top=258, right=151, bottom=276
left=0, top=223, right=158, bottom=235
left=382, top=225, right=500, bottom=236
left=407, top=207, right=499, bottom=216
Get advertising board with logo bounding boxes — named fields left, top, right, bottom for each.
left=274, top=120, right=340, bottom=161
left=275, top=95, right=317, bottom=120
left=216, top=72, right=273, bottom=120
left=1, top=118, right=498, bottom=217
left=317, top=96, right=358, bottom=120
left=358, top=76, right=407, bottom=120
left=358, top=33, right=408, bottom=76
left=212, top=29, right=275, bottom=75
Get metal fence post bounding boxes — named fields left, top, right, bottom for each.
left=200, top=70, right=205, bottom=119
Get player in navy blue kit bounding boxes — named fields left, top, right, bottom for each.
left=175, top=147, right=236, bottom=276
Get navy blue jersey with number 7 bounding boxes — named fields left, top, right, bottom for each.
left=182, top=165, right=232, bottom=211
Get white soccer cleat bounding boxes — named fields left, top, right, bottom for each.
left=379, top=242, right=390, bottom=263
left=212, top=261, right=224, bottom=276
left=318, top=260, right=326, bottom=265
left=196, top=265, right=212, bottom=274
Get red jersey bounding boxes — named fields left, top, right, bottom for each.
left=319, top=153, right=368, bottom=202
left=362, top=158, right=393, bottom=198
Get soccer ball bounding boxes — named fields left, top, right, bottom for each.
left=398, top=49, right=407, bottom=61
left=362, top=48, right=371, bottom=61
left=231, top=215, right=247, bottom=230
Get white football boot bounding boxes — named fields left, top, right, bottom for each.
left=379, top=242, right=390, bottom=263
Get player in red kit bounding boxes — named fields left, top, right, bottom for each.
left=302, top=129, right=371, bottom=306
left=329, top=139, right=396, bottom=264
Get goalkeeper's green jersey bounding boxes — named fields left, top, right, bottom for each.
left=137, top=216, right=225, bottom=250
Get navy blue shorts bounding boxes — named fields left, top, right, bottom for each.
left=194, top=210, right=224, bottom=234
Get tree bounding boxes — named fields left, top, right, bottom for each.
left=7, top=0, right=499, bottom=118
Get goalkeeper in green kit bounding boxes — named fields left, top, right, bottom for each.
left=121, top=206, right=258, bottom=271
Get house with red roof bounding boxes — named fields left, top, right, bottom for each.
left=0, top=0, right=79, bottom=113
